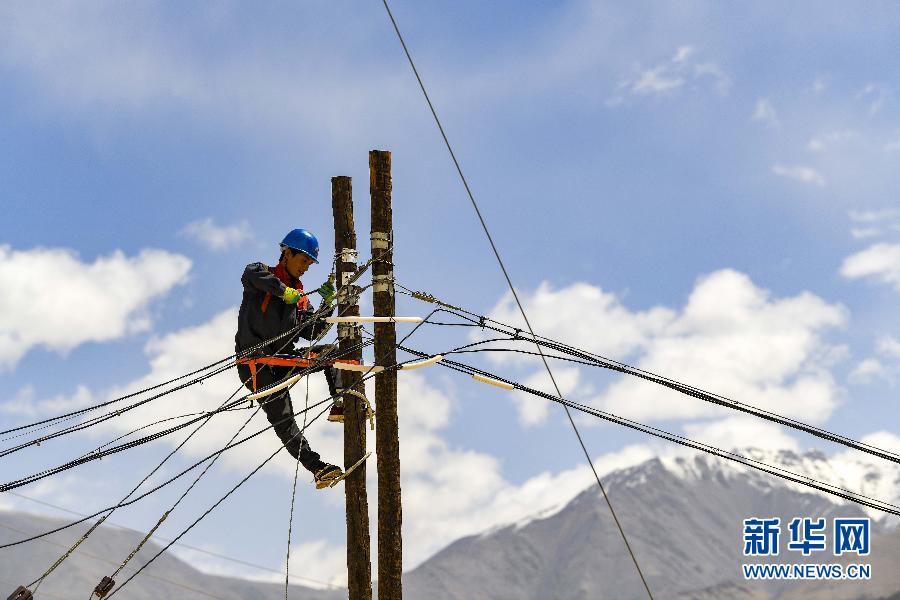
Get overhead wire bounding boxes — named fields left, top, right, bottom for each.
left=392, top=340, right=900, bottom=516
left=4, top=491, right=342, bottom=591
left=401, top=297, right=900, bottom=467
left=14, top=256, right=380, bottom=593
left=107, top=302, right=442, bottom=598
left=378, top=3, right=654, bottom=596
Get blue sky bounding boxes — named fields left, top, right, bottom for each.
left=3, top=0, right=900, bottom=589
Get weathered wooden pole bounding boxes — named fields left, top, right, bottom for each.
left=370, top=150, right=402, bottom=599
left=332, top=176, right=372, bottom=600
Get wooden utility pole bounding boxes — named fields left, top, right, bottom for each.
left=370, top=150, right=402, bottom=599
left=332, top=176, right=372, bottom=600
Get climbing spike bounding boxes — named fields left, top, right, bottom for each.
left=340, top=389, right=376, bottom=430
left=93, top=576, right=115, bottom=598
left=7, top=586, right=33, bottom=600
left=329, top=452, right=373, bottom=488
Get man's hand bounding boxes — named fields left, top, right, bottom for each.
left=317, top=279, right=336, bottom=305
left=281, top=287, right=302, bottom=304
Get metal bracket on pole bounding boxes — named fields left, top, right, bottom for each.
left=373, top=273, right=394, bottom=294
left=337, top=322, right=361, bottom=340
left=336, top=284, right=362, bottom=305
left=341, top=271, right=357, bottom=287
left=371, top=231, right=391, bottom=251
left=340, top=248, right=359, bottom=264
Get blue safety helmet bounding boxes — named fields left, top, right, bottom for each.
left=280, top=229, right=319, bottom=263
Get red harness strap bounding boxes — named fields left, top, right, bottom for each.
left=236, top=354, right=360, bottom=391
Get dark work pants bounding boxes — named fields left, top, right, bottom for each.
left=237, top=362, right=327, bottom=473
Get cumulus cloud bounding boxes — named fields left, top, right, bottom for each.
left=751, top=98, right=779, bottom=128
left=598, top=270, right=846, bottom=422
left=772, top=164, right=826, bottom=186
left=180, top=218, right=252, bottom=252
left=0, top=245, right=191, bottom=369
left=485, top=281, right=674, bottom=363
left=484, top=270, right=846, bottom=426
left=840, top=243, right=900, bottom=291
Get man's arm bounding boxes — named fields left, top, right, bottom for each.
left=241, top=263, right=286, bottom=296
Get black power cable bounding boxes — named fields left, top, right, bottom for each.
left=379, top=3, right=654, bottom=595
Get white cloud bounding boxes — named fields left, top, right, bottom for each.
left=848, top=358, right=892, bottom=386
left=632, top=68, right=684, bottom=95
left=850, top=209, right=900, bottom=224
left=180, top=218, right=252, bottom=252
left=877, top=336, right=900, bottom=359
left=807, top=129, right=856, bottom=152
left=772, top=164, right=826, bottom=186
left=752, top=98, right=779, bottom=128
left=851, top=228, right=882, bottom=240
left=597, top=270, right=846, bottom=423
left=608, top=45, right=730, bottom=105
left=672, top=46, right=694, bottom=63
left=483, top=281, right=675, bottom=364
left=514, top=367, right=581, bottom=427
left=857, top=84, right=890, bottom=116
left=0, top=245, right=191, bottom=369
left=840, top=243, right=900, bottom=291
left=0, top=384, right=94, bottom=417
left=847, top=210, right=900, bottom=240
left=286, top=540, right=348, bottom=588
left=485, top=271, right=846, bottom=426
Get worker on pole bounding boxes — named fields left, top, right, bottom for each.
left=234, top=228, right=346, bottom=488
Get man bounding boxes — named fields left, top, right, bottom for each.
left=235, top=228, right=344, bottom=489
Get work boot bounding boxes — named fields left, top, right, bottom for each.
left=314, top=463, right=343, bottom=489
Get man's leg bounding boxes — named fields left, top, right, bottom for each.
left=294, top=345, right=346, bottom=423
left=237, top=364, right=324, bottom=473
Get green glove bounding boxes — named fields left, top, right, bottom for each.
left=317, top=280, right=336, bottom=305
left=281, top=287, right=302, bottom=304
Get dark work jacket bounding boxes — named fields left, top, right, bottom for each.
left=235, top=262, right=333, bottom=356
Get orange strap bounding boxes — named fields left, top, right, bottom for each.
left=236, top=354, right=361, bottom=391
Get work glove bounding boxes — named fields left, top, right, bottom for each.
left=281, top=287, right=302, bottom=304
left=317, top=279, right=336, bottom=305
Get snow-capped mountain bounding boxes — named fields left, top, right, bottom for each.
left=403, top=448, right=900, bottom=600
left=0, top=510, right=345, bottom=600
left=5, top=448, right=900, bottom=600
